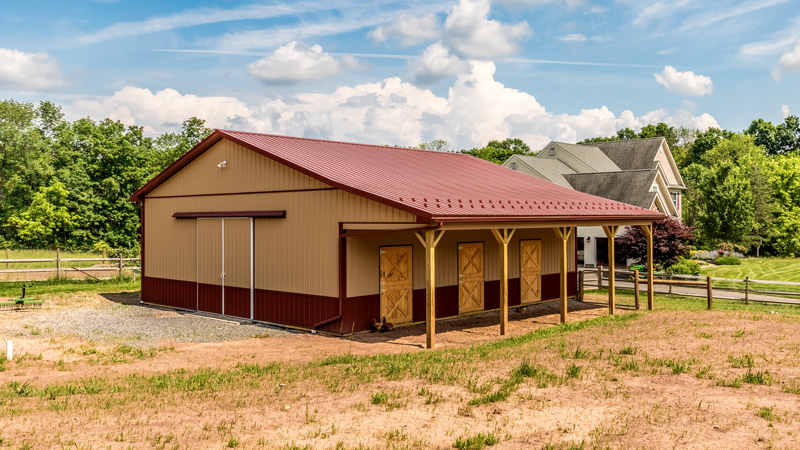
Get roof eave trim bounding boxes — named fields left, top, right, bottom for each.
left=432, top=213, right=666, bottom=223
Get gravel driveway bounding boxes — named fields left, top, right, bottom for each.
left=2, top=302, right=294, bottom=346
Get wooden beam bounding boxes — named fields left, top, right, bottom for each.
left=640, top=223, right=654, bottom=311
left=415, top=229, right=445, bottom=349
left=491, top=228, right=515, bottom=336
left=633, top=270, right=640, bottom=310
left=602, top=225, right=619, bottom=315
left=552, top=227, right=573, bottom=324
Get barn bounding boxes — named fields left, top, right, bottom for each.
left=131, top=130, right=662, bottom=348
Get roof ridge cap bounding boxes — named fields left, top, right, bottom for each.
left=218, top=129, right=471, bottom=157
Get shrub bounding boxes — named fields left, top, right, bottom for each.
left=666, top=257, right=701, bottom=275
left=715, top=256, right=741, bottom=265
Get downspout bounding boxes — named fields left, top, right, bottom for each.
left=312, top=221, right=443, bottom=332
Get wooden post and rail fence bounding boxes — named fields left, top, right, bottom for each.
left=584, top=269, right=800, bottom=309
left=0, top=250, right=140, bottom=281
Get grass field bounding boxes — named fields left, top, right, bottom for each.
left=700, top=258, right=800, bottom=295
left=1, top=287, right=800, bottom=449
left=0, top=277, right=140, bottom=298
left=701, top=257, right=800, bottom=282
left=0, top=249, right=139, bottom=269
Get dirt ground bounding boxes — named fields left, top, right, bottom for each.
left=1, top=291, right=800, bottom=449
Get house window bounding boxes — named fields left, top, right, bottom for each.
left=510, top=162, right=517, bottom=170
left=671, top=191, right=679, bottom=208
left=549, top=147, right=556, bottom=156
left=651, top=186, right=657, bottom=192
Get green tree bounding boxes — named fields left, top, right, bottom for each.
left=767, top=153, right=800, bottom=256
left=8, top=180, right=74, bottom=248
left=153, top=117, right=212, bottom=170
left=746, top=116, right=800, bottom=155
left=691, top=134, right=768, bottom=247
left=0, top=100, right=53, bottom=243
left=461, top=138, right=531, bottom=164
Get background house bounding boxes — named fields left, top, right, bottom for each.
left=503, top=137, right=684, bottom=267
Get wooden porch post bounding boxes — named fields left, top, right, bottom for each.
left=640, top=223, right=654, bottom=311
left=602, top=225, right=619, bottom=315
left=552, top=227, right=574, bottom=324
left=416, top=229, right=445, bottom=349
left=491, top=228, right=516, bottom=336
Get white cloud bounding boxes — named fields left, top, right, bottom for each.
left=782, top=104, right=791, bottom=118
left=633, top=0, right=690, bottom=26
left=680, top=0, right=788, bottom=32
left=444, top=0, right=531, bottom=59
left=408, top=42, right=470, bottom=85
left=772, top=43, right=800, bottom=81
left=76, top=2, right=329, bottom=45
left=246, top=41, right=355, bottom=85
left=0, top=48, right=64, bottom=91
left=67, top=63, right=718, bottom=149
left=556, top=33, right=587, bottom=42
left=654, top=65, right=713, bottom=97
left=68, top=86, right=250, bottom=135
left=368, top=13, right=440, bottom=46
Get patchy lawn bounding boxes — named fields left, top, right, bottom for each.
left=701, top=257, right=800, bottom=283
left=1, top=289, right=800, bottom=449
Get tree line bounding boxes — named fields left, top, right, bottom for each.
left=0, top=99, right=211, bottom=253
left=3, top=96, right=798, bottom=258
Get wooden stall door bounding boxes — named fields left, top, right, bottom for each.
left=458, top=242, right=484, bottom=313
left=520, top=239, right=542, bottom=303
left=223, top=218, right=252, bottom=319
left=379, top=246, right=413, bottom=324
left=197, top=219, right=223, bottom=314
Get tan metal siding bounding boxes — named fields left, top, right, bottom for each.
left=197, top=219, right=222, bottom=285
left=347, top=227, right=575, bottom=297
left=144, top=201, right=198, bottom=282
left=224, top=218, right=251, bottom=289
left=147, top=139, right=330, bottom=198
left=145, top=189, right=416, bottom=296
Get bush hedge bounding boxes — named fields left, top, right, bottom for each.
left=714, top=256, right=742, bottom=265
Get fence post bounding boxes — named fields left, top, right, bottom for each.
left=669, top=273, right=673, bottom=295
left=744, top=277, right=749, bottom=304
left=56, top=248, right=61, bottom=279
left=118, top=252, right=123, bottom=278
left=634, top=270, right=640, bottom=310
left=707, top=276, right=713, bottom=310
left=597, top=265, right=603, bottom=289
left=578, top=271, right=584, bottom=302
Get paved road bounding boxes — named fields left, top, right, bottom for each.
left=580, top=270, right=800, bottom=306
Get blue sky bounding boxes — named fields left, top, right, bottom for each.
left=1, top=0, right=798, bottom=149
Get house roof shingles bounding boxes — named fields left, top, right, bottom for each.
left=563, top=170, right=659, bottom=210
left=133, top=130, right=663, bottom=223
left=584, top=137, right=663, bottom=171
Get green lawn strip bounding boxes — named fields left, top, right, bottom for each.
left=701, top=258, right=800, bottom=283
left=0, top=278, right=140, bottom=298
left=0, top=249, right=121, bottom=270
left=590, top=288, right=800, bottom=314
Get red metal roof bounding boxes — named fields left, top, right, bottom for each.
left=132, top=130, right=664, bottom=222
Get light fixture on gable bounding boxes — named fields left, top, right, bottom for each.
left=217, top=160, right=227, bottom=168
